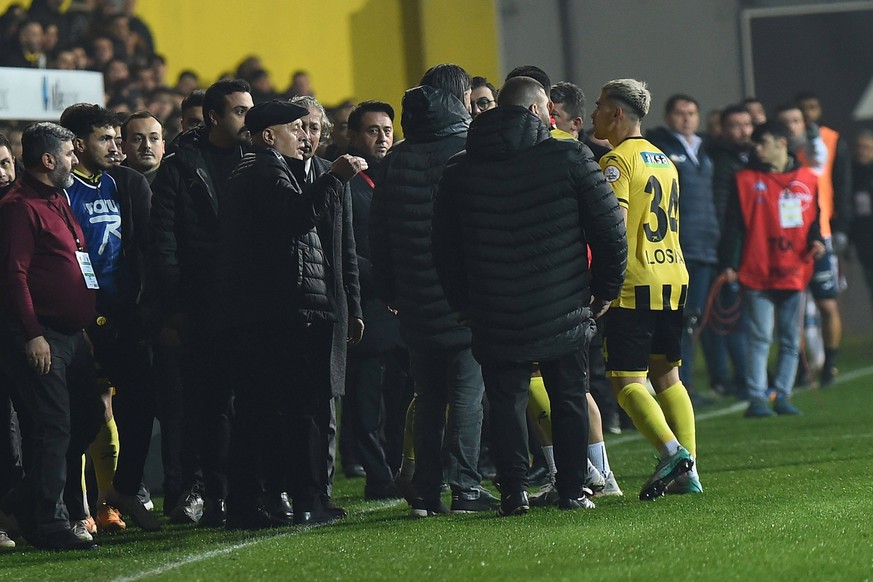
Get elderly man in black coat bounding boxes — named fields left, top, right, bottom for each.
left=216, top=100, right=365, bottom=528
left=433, top=76, right=627, bottom=516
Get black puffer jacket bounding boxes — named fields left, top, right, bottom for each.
left=432, top=106, right=627, bottom=362
left=149, top=127, right=244, bottom=325
left=369, top=85, right=472, bottom=351
left=216, top=147, right=343, bottom=329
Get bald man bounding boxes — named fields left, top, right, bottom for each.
left=433, top=76, right=627, bottom=516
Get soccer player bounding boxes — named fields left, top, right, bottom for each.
left=590, top=79, right=700, bottom=499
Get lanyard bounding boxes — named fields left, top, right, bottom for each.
left=47, top=194, right=84, bottom=252
left=359, top=171, right=374, bottom=190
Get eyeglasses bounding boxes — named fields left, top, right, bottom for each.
left=474, top=98, right=495, bottom=110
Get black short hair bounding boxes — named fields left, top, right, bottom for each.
left=550, top=81, right=585, bottom=120
left=181, top=89, right=205, bottom=112
left=471, top=76, right=497, bottom=100
left=505, top=65, right=551, bottom=95
left=664, top=93, right=699, bottom=115
left=419, top=64, right=471, bottom=103
left=348, top=101, right=395, bottom=132
left=121, top=111, right=162, bottom=140
left=0, top=133, right=10, bottom=152
left=752, top=120, right=790, bottom=144
left=774, top=102, right=802, bottom=117
left=720, top=103, right=750, bottom=125
left=59, top=103, right=118, bottom=138
left=202, top=79, right=251, bottom=129
left=21, top=122, right=75, bottom=168
left=794, top=91, right=819, bottom=103
left=178, top=69, right=198, bottom=82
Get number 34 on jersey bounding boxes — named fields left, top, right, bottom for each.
left=599, top=138, right=688, bottom=311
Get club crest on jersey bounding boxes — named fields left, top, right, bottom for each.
left=603, top=165, right=621, bottom=183
left=640, top=151, right=670, bottom=167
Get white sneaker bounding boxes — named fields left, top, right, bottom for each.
left=70, top=520, right=94, bottom=542
left=597, top=471, right=624, bottom=497
left=0, top=528, right=15, bottom=550
left=585, top=460, right=606, bottom=493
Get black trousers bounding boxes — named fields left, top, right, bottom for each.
left=480, top=345, right=590, bottom=498
left=0, top=370, right=24, bottom=496
left=89, top=316, right=156, bottom=496
left=227, top=321, right=332, bottom=513
left=153, top=343, right=195, bottom=508
left=0, top=326, right=101, bottom=535
left=180, top=331, right=234, bottom=500
left=344, top=353, right=394, bottom=489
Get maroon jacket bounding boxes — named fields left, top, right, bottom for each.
left=0, top=172, right=96, bottom=340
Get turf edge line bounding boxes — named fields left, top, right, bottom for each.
left=110, top=499, right=404, bottom=582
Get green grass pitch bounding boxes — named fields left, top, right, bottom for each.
left=2, top=338, right=873, bottom=581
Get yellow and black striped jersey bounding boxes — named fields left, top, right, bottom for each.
left=599, top=137, right=688, bottom=310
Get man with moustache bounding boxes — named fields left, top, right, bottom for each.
left=217, top=100, right=365, bottom=527
left=0, top=123, right=100, bottom=550
left=291, top=95, right=362, bottom=516
left=121, top=111, right=165, bottom=184
left=150, top=79, right=253, bottom=527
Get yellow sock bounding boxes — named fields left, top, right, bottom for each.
left=656, top=382, right=697, bottom=458
left=89, top=417, right=119, bottom=500
left=527, top=375, right=552, bottom=439
left=616, top=383, right=676, bottom=450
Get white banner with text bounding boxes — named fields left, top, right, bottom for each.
left=0, top=67, right=105, bottom=121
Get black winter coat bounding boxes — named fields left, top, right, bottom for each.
left=149, top=128, right=245, bottom=325
left=345, top=150, right=402, bottom=356
left=369, top=85, right=472, bottom=351
left=102, top=165, right=152, bottom=328
left=217, top=147, right=343, bottom=330
left=432, top=106, right=627, bottom=362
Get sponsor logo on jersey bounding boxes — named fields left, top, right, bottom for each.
left=640, top=151, right=671, bottom=167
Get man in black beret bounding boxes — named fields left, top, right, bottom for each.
left=217, top=100, right=366, bottom=528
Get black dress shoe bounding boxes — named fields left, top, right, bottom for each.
left=198, top=498, right=227, bottom=528
left=343, top=464, right=366, bottom=479
left=497, top=491, right=529, bottom=517
left=225, top=504, right=288, bottom=530
left=364, top=482, right=401, bottom=500
left=32, top=527, right=99, bottom=551
left=319, top=495, right=348, bottom=519
left=262, top=493, right=294, bottom=524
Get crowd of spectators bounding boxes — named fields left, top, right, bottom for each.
left=0, top=0, right=326, bottom=156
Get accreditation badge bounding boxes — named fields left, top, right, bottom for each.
left=778, top=196, right=803, bottom=228
left=76, top=251, right=100, bottom=289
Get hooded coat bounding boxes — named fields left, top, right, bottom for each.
left=432, top=106, right=627, bottom=362
left=369, top=85, right=472, bottom=351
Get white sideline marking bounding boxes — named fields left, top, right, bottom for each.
left=115, top=364, right=873, bottom=580
left=111, top=500, right=403, bottom=582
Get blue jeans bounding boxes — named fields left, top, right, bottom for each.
left=704, top=281, right=747, bottom=393
left=409, top=346, right=484, bottom=499
left=743, top=288, right=803, bottom=402
left=680, top=261, right=717, bottom=389
left=681, top=262, right=747, bottom=393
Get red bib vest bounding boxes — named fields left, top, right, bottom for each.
left=735, top=167, right=819, bottom=291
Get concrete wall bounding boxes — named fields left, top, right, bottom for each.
left=498, top=0, right=744, bottom=126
